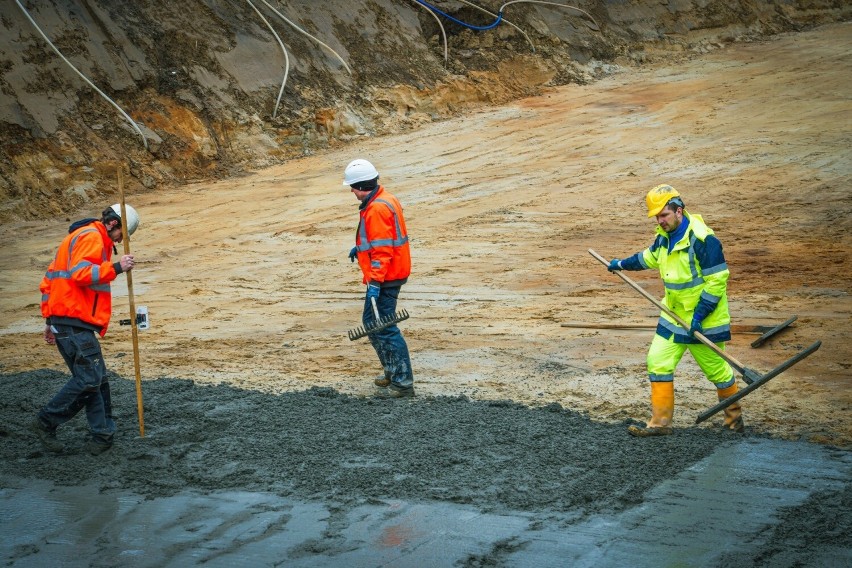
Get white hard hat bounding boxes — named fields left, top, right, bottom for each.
left=110, top=203, right=140, bottom=235
left=342, top=159, right=379, bottom=186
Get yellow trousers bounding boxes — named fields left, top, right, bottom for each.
left=647, top=333, right=735, bottom=386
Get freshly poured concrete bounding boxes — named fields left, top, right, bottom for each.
left=3, top=383, right=849, bottom=568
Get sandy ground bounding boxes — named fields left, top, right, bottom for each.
left=1, top=23, right=850, bottom=448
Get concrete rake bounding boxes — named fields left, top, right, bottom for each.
left=348, top=297, right=409, bottom=341
left=589, top=248, right=821, bottom=424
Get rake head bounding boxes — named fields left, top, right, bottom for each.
left=348, top=309, right=410, bottom=341
left=742, top=368, right=762, bottom=385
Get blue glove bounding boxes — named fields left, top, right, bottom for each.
left=688, top=318, right=704, bottom=338
left=366, top=283, right=381, bottom=301
left=607, top=259, right=622, bottom=272
left=689, top=297, right=716, bottom=337
left=349, top=247, right=357, bottom=262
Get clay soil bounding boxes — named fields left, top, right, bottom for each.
left=1, top=20, right=851, bottom=568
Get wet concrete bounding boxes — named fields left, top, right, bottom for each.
left=1, top=371, right=850, bottom=566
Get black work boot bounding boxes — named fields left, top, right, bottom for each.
left=85, top=438, right=113, bottom=456
left=374, top=372, right=391, bottom=388
left=384, top=385, right=415, bottom=398
left=29, top=418, right=64, bottom=453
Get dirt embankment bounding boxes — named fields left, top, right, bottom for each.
left=1, top=0, right=849, bottom=222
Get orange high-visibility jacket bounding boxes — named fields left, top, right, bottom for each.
left=355, top=186, right=411, bottom=286
left=40, top=221, right=120, bottom=336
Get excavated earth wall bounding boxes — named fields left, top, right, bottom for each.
left=0, top=0, right=849, bottom=222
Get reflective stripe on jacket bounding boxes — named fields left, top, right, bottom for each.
left=40, top=221, right=119, bottom=336
left=623, top=212, right=730, bottom=344
left=355, top=186, right=411, bottom=286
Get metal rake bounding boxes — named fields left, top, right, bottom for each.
left=348, top=297, right=410, bottom=341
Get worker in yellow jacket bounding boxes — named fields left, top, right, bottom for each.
left=608, top=184, right=743, bottom=436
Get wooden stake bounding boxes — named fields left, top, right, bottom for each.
left=118, top=167, right=145, bottom=437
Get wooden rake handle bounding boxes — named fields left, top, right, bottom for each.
left=370, top=296, right=381, bottom=321
left=588, top=248, right=751, bottom=375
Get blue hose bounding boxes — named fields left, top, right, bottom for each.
left=414, top=0, right=503, bottom=31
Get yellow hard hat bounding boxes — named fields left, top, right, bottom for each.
left=645, top=184, right=680, bottom=217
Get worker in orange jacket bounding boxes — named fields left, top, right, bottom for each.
left=31, top=204, right=139, bottom=455
left=344, top=159, right=414, bottom=397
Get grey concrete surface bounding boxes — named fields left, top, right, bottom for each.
left=2, top=372, right=849, bottom=567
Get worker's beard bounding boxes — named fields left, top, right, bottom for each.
left=661, top=216, right=681, bottom=233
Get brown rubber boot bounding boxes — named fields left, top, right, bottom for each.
left=628, top=381, right=674, bottom=437
left=717, top=383, right=744, bottom=432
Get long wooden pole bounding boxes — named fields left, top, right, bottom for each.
left=118, top=167, right=145, bottom=437
left=560, top=322, right=770, bottom=334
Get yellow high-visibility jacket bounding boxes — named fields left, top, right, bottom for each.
left=622, top=212, right=730, bottom=344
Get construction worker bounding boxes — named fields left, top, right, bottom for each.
left=344, top=159, right=415, bottom=397
left=30, top=204, right=140, bottom=455
left=608, top=184, right=743, bottom=437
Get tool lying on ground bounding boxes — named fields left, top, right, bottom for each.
left=348, top=297, right=410, bottom=341
left=750, top=315, right=797, bottom=348
left=561, top=318, right=798, bottom=347
left=561, top=322, right=773, bottom=334
left=589, top=248, right=821, bottom=424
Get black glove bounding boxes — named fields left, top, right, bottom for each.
left=349, top=247, right=357, bottom=262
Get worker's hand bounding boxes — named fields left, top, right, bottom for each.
left=119, top=254, right=135, bottom=272
left=689, top=297, right=716, bottom=338
left=349, top=247, right=357, bottom=263
left=607, top=259, right=622, bottom=272
left=44, top=324, right=55, bottom=345
left=366, top=283, right=381, bottom=301
left=689, top=317, right=704, bottom=338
